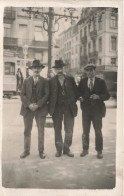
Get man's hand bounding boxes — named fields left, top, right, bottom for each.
left=90, top=94, right=100, bottom=100
left=29, top=103, right=38, bottom=112
left=33, top=103, right=39, bottom=111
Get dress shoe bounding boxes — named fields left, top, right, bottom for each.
left=20, top=151, right=30, bottom=159
left=80, top=150, right=88, bottom=157
left=97, top=151, right=103, bottom=159
left=39, top=152, right=46, bottom=159
left=55, top=151, right=62, bottom=157
left=63, top=150, right=74, bottom=157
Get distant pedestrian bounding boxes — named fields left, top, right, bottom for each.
left=20, top=60, right=49, bottom=159
left=78, top=63, right=110, bottom=159
left=16, top=68, right=23, bottom=92
left=48, top=59, right=79, bottom=157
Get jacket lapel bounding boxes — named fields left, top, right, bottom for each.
left=54, top=75, right=58, bottom=91
left=92, top=77, right=97, bottom=91
left=36, top=76, right=42, bottom=94
left=28, top=77, right=33, bottom=97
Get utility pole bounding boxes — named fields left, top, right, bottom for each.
left=22, top=7, right=78, bottom=77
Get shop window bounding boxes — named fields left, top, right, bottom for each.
left=4, top=62, right=15, bottom=75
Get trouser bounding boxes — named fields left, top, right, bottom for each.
left=82, top=109, right=103, bottom=151
left=52, top=104, right=74, bottom=153
left=23, top=110, right=46, bottom=153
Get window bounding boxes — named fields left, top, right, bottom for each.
left=93, top=40, right=96, bottom=51
left=4, top=62, right=15, bottom=75
left=111, top=36, right=117, bottom=51
left=75, top=45, right=77, bottom=53
left=110, top=15, right=117, bottom=28
left=84, top=26, right=87, bottom=36
left=80, top=29, right=82, bottom=38
left=88, top=42, right=91, bottom=53
left=19, top=24, right=27, bottom=39
left=35, top=52, right=43, bottom=61
left=111, top=58, right=116, bottom=65
left=75, top=58, right=77, bottom=67
left=4, top=27, right=11, bottom=37
left=88, top=24, right=90, bottom=34
left=35, top=26, right=43, bottom=41
left=98, top=20, right=102, bottom=30
left=4, top=24, right=11, bottom=37
left=99, top=59, right=102, bottom=65
left=99, top=37, right=102, bottom=52
left=72, top=47, right=73, bottom=55
left=72, top=60, right=73, bottom=68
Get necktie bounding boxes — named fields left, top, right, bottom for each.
left=34, top=77, right=38, bottom=85
left=89, top=78, right=93, bottom=91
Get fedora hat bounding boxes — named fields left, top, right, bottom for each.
left=84, top=63, right=96, bottom=70
left=52, top=59, right=66, bottom=69
left=30, top=60, right=45, bottom=69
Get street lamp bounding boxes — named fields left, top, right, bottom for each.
left=22, top=44, right=28, bottom=78
left=22, top=7, right=78, bottom=78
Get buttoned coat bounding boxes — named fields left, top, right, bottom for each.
left=20, top=76, right=49, bottom=117
left=48, top=75, right=79, bottom=117
left=78, top=77, right=110, bottom=117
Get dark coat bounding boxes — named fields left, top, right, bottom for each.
left=48, top=75, right=79, bottom=117
left=20, top=76, right=49, bottom=117
left=78, top=77, right=110, bottom=117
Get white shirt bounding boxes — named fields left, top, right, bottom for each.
left=33, top=76, right=39, bottom=84
left=87, top=77, right=95, bottom=88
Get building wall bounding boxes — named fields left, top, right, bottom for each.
left=3, top=7, right=48, bottom=81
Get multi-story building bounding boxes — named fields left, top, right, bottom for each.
left=56, top=23, right=80, bottom=75
left=79, top=7, right=118, bottom=73
left=3, top=7, right=48, bottom=93
left=56, top=8, right=118, bottom=75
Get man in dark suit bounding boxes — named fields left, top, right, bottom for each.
left=78, top=64, right=110, bottom=159
left=49, top=60, right=79, bottom=157
left=20, top=60, right=49, bottom=159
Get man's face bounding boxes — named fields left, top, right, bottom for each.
left=85, top=68, right=96, bottom=78
left=32, top=67, right=42, bottom=77
left=55, top=67, right=64, bottom=75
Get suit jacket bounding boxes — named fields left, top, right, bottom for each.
left=48, top=75, right=79, bottom=117
left=20, top=76, right=49, bottom=117
left=78, top=77, right=110, bottom=117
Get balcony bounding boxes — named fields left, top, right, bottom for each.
left=4, top=38, right=48, bottom=49
left=4, top=10, right=16, bottom=23
left=89, top=51, right=98, bottom=58
left=4, top=37, right=18, bottom=46
left=18, top=39, right=48, bottom=49
left=90, top=30, right=97, bottom=38
left=32, top=40, right=48, bottom=48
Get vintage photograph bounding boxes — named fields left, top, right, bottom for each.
left=2, top=6, right=119, bottom=191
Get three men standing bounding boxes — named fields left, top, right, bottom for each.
left=78, top=64, right=110, bottom=159
left=20, top=60, right=49, bottom=159
left=20, top=59, right=110, bottom=159
left=48, top=60, right=79, bottom=157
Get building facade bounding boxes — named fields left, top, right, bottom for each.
left=56, top=7, right=118, bottom=79
left=79, top=7, right=118, bottom=73
left=3, top=7, right=48, bottom=93
left=56, top=23, right=80, bottom=75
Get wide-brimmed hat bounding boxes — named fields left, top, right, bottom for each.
left=52, top=59, right=66, bottom=69
left=84, top=63, right=96, bottom=70
left=30, top=60, right=45, bottom=69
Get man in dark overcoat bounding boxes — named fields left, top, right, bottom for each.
left=49, top=60, right=79, bottom=157
left=20, top=60, right=49, bottom=159
left=78, top=64, right=110, bottom=159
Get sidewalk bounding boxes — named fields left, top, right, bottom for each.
left=2, top=99, right=116, bottom=189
